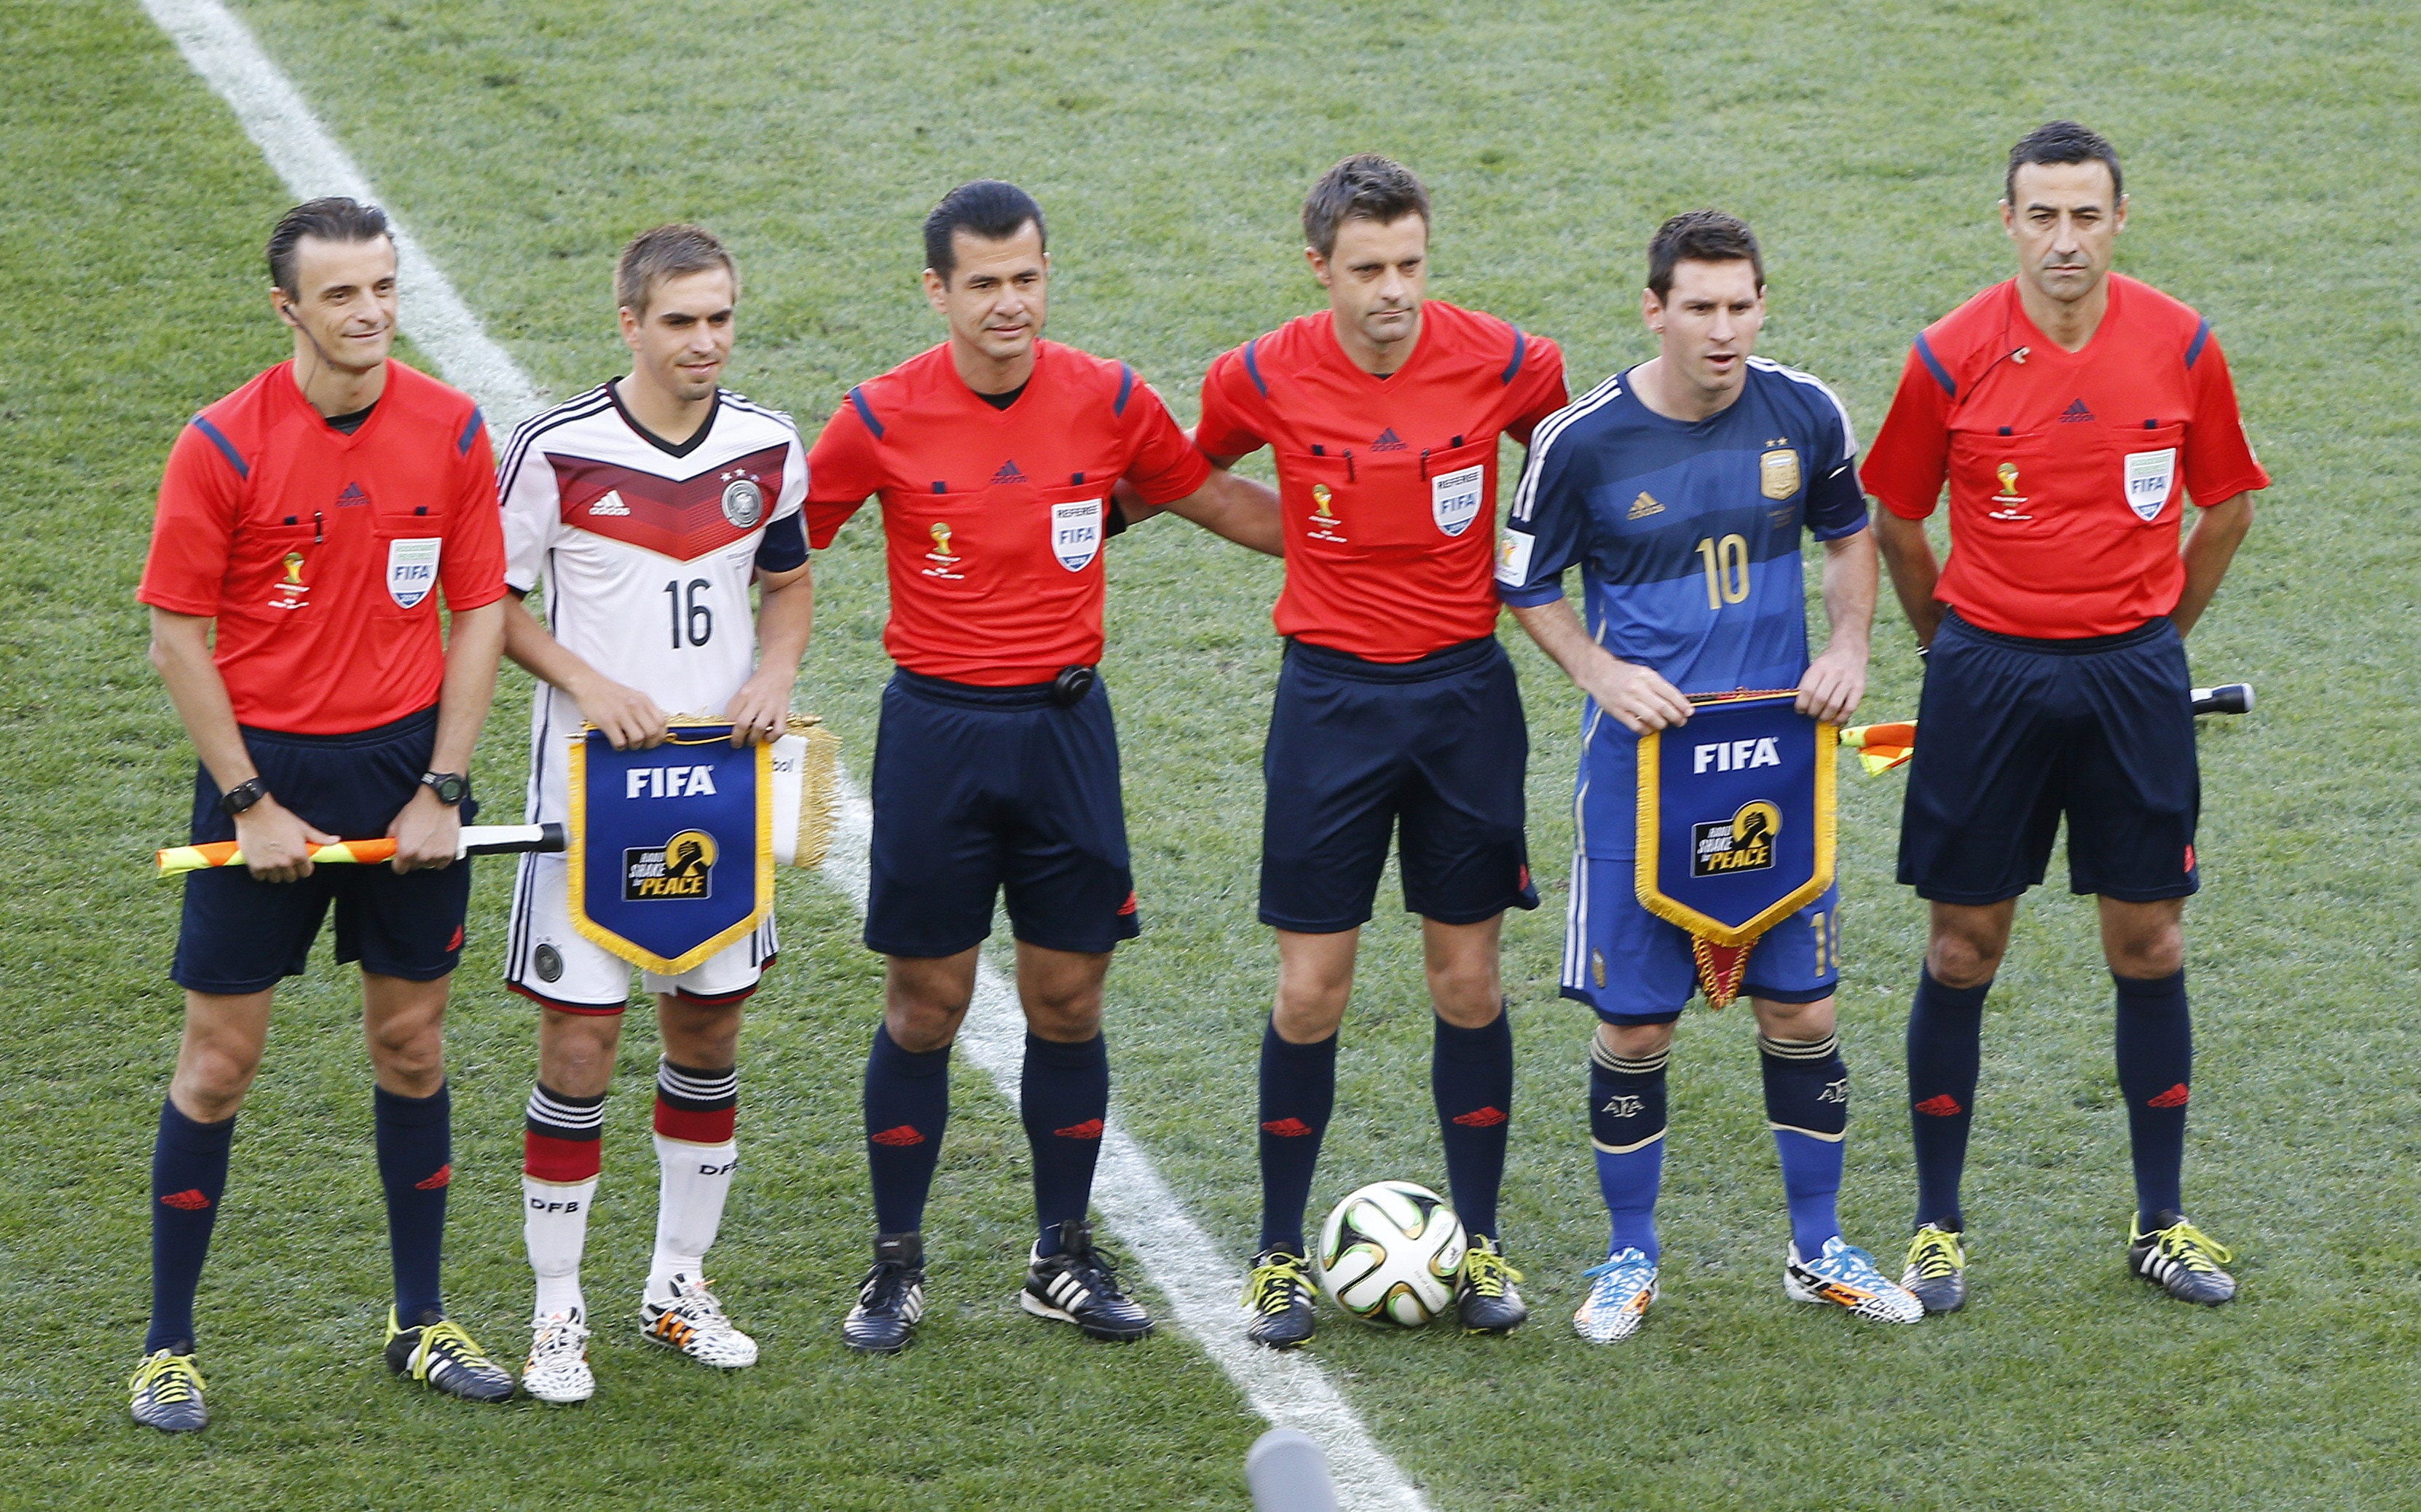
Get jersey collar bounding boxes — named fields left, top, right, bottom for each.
left=607, top=377, right=721, bottom=458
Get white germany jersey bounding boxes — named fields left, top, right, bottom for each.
left=498, top=382, right=808, bottom=824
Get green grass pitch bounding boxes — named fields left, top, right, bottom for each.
left=4, top=1, right=2419, bottom=1507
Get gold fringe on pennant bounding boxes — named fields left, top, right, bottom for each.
left=779, top=714, right=842, bottom=870
left=1693, top=936, right=1755, bottom=1010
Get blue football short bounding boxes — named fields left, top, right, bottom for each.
left=864, top=668, right=1140, bottom=958
left=1560, top=854, right=1841, bottom=1023
left=1900, top=610, right=2200, bottom=905
left=173, top=706, right=476, bottom=996
left=1259, top=636, right=1538, bottom=934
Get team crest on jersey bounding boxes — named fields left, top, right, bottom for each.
left=1430, top=463, right=1484, bottom=538
left=625, top=828, right=717, bottom=901
left=1759, top=449, right=1800, bottom=500
left=1693, top=800, right=1780, bottom=878
left=386, top=537, right=441, bottom=610
left=2124, top=447, right=2177, bottom=522
left=1050, top=497, right=1104, bottom=572
left=720, top=476, right=765, bottom=528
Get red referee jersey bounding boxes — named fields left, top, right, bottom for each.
left=1196, top=301, right=1565, bottom=661
left=138, top=360, right=508, bottom=733
left=806, top=340, right=1210, bottom=685
left=1860, top=275, right=2269, bottom=638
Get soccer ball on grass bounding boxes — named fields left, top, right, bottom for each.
left=1314, top=1180, right=1467, bottom=1327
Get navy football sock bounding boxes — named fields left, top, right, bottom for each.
left=373, top=1082, right=452, bottom=1325
left=1907, top=969, right=1989, bottom=1231
left=146, top=1099, right=235, bottom=1354
left=1021, top=1032, right=1109, bottom=1254
left=1433, top=1007, right=1513, bottom=1242
left=1589, top=1039, right=1667, bottom=1264
left=864, top=1024, right=950, bottom=1237
left=2113, top=969, right=2193, bottom=1227
left=1256, top=1022, right=1337, bottom=1255
left=1761, top=1033, right=1849, bottom=1256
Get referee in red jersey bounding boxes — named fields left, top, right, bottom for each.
left=1862, top=125, right=2268, bottom=1312
left=128, top=200, right=513, bottom=1430
left=806, top=181, right=1277, bottom=1353
left=1186, top=155, right=1569, bottom=1347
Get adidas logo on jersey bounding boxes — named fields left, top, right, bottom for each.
left=992, top=460, right=1028, bottom=485
left=589, top=489, right=630, bottom=516
left=2059, top=399, right=2095, bottom=422
left=1371, top=427, right=1406, bottom=452
left=1629, top=491, right=1664, bottom=519
left=334, top=481, right=369, bottom=508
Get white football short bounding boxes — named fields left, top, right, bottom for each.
left=505, top=852, right=777, bottom=1012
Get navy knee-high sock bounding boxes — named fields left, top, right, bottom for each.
left=1762, top=1033, right=1849, bottom=1256
left=1589, top=1040, right=1667, bottom=1264
left=373, top=1082, right=452, bottom=1325
left=1021, top=1032, right=1109, bottom=1253
left=146, top=1100, right=235, bottom=1353
left=864, top=1024, right=950, bottom=1237
left=1256, top=1023, right=1337, bottom=1256
left=1432, top=1007, right=1514, bottom=1243
left=1907, top=970, right=1990, bottom=1231
left=2113, top=969, right=2193, bottom=1226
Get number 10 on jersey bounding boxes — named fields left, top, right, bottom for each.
left=1696, top=535, right=1749, bottom=610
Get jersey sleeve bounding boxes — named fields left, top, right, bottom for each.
left=441, top=414, right=507, bottom=613
left=1494, top=412, right=1590, bottom=607
left=1859, top=341, right=1954, bottom=520
left=755, top=421, right=811, bottom=572
left=136, top=418, right=244, bottom=616
left=1117, top=373, right=1214, bottom=505
left=1193, top=346, right=1269, bottom=462
left=1803, top=381, right=1870, bottom=540
left=2179, top=328, right=2270, bottom=507
left=803, top=393, right=883, bottom=550
left=1505, top=331, right=1569, bottom=446
left=496, top=413, right=564, bottom=596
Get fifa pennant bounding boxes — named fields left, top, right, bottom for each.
left=1634, top=691, right=1837, bottom=1009
left=569, top=722, right=773, bottom=974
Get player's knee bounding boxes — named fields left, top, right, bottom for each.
left=365, top=1015, right=445, bottom=1086
left=1753, top=994, right=1836, bottom=1042
left=538, top=1012, right=621, bottom=1096
left=1926, top=934, right=2003, bottom=989
left=172, top=1046, right=259, bottom=1119
left=1596, top=1020, right=1674, bottom=1061
left=2106, top=929, right=2184, bottom=979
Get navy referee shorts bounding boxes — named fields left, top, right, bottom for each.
left=1260, top=636, right=1538, bottom=933
left=865, top=668, right=1140, bottom=959
left=174, top=706, right=477, bottom=996
left=1900, top=610, right=2200, bottom=905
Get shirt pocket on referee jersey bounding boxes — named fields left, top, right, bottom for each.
left=226, top=521, right=323, bottom=623
left=371, top=500, right=448, bottom=618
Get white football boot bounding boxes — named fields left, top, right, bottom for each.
left=639, top=1274, right=760, bottom=1368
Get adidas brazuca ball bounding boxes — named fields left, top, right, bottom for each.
left=1315, top=1180, right=1468, bottom=1327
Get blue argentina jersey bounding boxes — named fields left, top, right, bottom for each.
left=1495, top=358, right=1868, bottom=858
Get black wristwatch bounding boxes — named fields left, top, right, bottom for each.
left=219, top=776, right=269, bottom=817
left=419, top=771, right=470, bottom=807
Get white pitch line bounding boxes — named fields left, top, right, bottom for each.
left=143, top=3, right=1428, bottom=1505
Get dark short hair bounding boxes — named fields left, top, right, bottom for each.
left=2006, top=120, right=2122, bottom=204
left=924, top=181, right=1046, bottom=283
left=267, top=197, right=393, bottom=297
left=616, top=223, right=738, bottom=317
left=1646, top=210, right=1763, bottom=299
left=1302, top=154, right=1430, bottom=259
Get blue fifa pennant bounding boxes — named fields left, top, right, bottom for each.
left=1634, top=692, right=1837, bottom=1007
left=567, top=722, right=773, bottom=974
